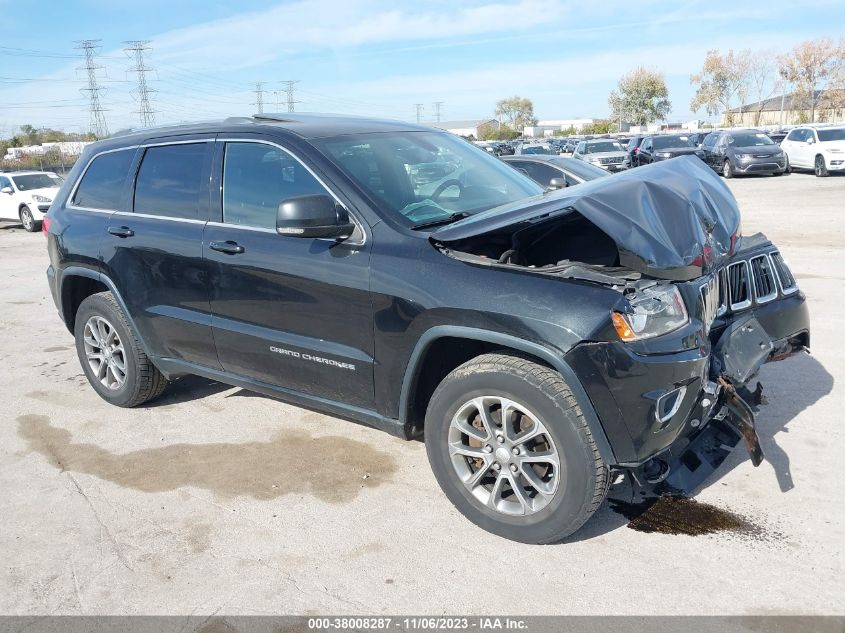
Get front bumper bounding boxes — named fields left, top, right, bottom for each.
left=564, top=293, right=809, bottom=473
left=734, top=157, right=787, bottom=174
left=823, top=155, right=845, bottom=171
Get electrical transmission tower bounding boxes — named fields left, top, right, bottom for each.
left=432, top=101, right=444, bottom=123
left=124, top=41, right=157, bottom=127
left=414, top=103, right=424, bottom=124
left=281, top=80, right=300, bottom=112
left=253, top=82, right=267, bottom=114
left=75, top=40, right=109, bottom=138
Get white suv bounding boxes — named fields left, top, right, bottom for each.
left=781, top=125, right=845, bottom=177
left=0, top=171, right=63, bottom=232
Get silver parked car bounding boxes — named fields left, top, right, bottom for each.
left=572, top=139, right=629, bottom=172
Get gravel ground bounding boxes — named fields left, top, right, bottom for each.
left=0, top=170, right=842, bottom=616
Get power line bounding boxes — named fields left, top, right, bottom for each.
left=75, top=40, right=109, bottom=138
left=253, top=82, right=266, bottom=114
left=432, top=101, right=444, bottom=123
left=414, top=103, right=424, bottom=124
left=124, top=40, right=157, bottom=127
left=281, top=80, right=300, bottom=113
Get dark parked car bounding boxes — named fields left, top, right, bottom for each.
left=687, top=131, right=712, bottom=147
left=502, top=155, right=609, bottom=188
left=635, top=134, right=704, bottom=166
left=701, top=129, right=787, bottom=177
left=44, top=114, right=809, bottom=544
left=624, top=135, right=645, bottom=166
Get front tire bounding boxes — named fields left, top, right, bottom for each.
left=20, top=206, right=38, bottom=232
left=722, top=159, right=734, bottom=178
left=74, top=291, right=168, bottom=407
left=815, top=154, right=829, bottom=177
left=424, top=353, right=609, bottom=544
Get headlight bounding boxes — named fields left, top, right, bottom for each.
left=657, top=152, right=672, bottom=158
left=32, top=194, right=52, bottom=203
left=774, top=150, right=784, bottom=157
left=827, top=148, right=842, bottom=153
left=611, top=284, right=689, bottom=341
left=736, top=153, right=752, bottom=159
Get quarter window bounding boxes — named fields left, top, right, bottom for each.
left=133, top=143, right=207, bottom=219
left=222, top=142, right=328, bottom=230
left=72, top=149, right=135, bottom=210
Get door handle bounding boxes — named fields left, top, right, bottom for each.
left=209, top=240, right=245, bottom=255
left=107, top=226, right=134, bottom=238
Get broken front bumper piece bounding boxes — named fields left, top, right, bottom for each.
left=629, top=316, right=800, bottom=496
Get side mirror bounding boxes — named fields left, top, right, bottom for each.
left=0, top=186, right=12, bottom=195
left=548, top=177, right=567, bottom=190
left=807, top=137, right=815, bottom=145
left=276, top=194, right=355, bottom=240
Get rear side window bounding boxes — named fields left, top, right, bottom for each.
left=72, top=149, right=134, bottom=210
left=222, top=142, right=328, bottom=230
left=133, top=143, right=207, bottom=219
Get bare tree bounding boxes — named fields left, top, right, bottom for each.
left=494, top=96, right=537, bottom=131
left=748, top=51, right=777, bottom=125
left=778, top=37, right=845, bottom=123
left=608, top=66, right=671, bottom=127
left=690, top=49, right=750, bottom=125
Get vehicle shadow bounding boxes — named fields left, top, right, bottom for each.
left=143, top=374, right=232, bottom=408
left=563, top=351, right=834, bottom=543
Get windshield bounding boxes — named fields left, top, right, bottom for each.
left=728, top=132, right=774, bottom=147
left=318, top=131, right=543, bottom=227
left=522, top=145, right=553, bottom=155
left=12, top=174, right=61, bottom=191
left=653, top=135, right=695, bottom=150
left=818, top=128, right=845, bottom=142
left=583, top=141, right=622, bottom=154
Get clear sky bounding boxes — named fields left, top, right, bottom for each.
left=1, top=0, right=843, bottom=136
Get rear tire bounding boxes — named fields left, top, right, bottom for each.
left=20, top=206, right=38, bottom=232
left=74, top=291, right=168, bottom=407
left=815, top=154, right=828, bottom=177
left=424, top=353, right=609, bottom=544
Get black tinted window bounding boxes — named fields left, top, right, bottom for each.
left=517, top=161, right=561, bottom=187
left=134, top=143, right=207, bottom=219
left=73, top=149, right=134, bottom=210
left=222, top=142, right=328, bottom=229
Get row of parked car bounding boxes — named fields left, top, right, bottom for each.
left=505, top=124, right=844, bottom=180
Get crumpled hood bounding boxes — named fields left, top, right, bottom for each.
left=433, top=155, right=740, bottom=281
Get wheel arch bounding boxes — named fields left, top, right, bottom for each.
left=398, top=325, right=617, bottom=464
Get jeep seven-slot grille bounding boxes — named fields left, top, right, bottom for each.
left=700, top=274, right=720, bottom=332
left=750, top=255, right=777, bottom=303
left=770, top=252, right=797, bottom=293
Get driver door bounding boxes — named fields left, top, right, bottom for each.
left=203, top=137, right=376, bottom=408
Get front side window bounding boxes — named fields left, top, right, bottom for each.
left=222, top=142, right=328, bottom=230
left=134, top=143, right=207, bottom=219
left=72, top=149, right=135, bottom=210
left=318, top=131, right=541, bottom=228
left=516, top=161, right=560, bottom=187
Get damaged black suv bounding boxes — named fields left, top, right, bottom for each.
left=44, top=114, right=809, bottom=543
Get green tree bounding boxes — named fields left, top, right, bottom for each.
left=494, top=96, right=537, bottom=132
left=608, top=67, right=671, bottom=126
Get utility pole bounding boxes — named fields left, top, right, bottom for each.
left=414, top=103, right=424, bottom=124
left=124, top=41, right=156, bottom=127
left=281, top=80, right=300, bottom=113
left=75, top=40, right=109, bottom=138
left=253, top=82, right=266, bottom=114
left=432, top=101, right=444, bottom=123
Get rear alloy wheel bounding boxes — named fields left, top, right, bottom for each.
left=722, top=159, right=734, bottom=178
left=425, top=353, right=608, bottom=544
left=815, top=154, right=829, bottom=177
left=19, top=206, right=38, bottom=232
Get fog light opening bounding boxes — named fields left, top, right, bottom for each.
left=655, top=386, right=687, bottom=424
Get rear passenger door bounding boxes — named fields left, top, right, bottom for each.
left=99, top=137, right=221, bottom=370
left=203, top=137, right=375, bottom=408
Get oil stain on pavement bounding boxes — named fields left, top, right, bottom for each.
left=610, top=496, right=770, bottom=538
left=16, top=414, right=397, bottom=503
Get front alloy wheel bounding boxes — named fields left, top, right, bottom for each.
left=815, top=155, right=828, bottom=177
left=449, top=396, right=561, bottom=516
left=83, top=315, right=127, bottom=390
left=20, top=206, right=37, bottom=232
left=722, top=159, right=734, bottom=178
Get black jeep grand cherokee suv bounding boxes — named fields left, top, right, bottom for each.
left=45, top=114, right=809, bottom=543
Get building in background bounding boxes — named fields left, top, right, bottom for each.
left=722, top=90, right=845, bottom=127
left=523, top=119, right=594, bottom=137
left=430, top=119, right=499, bottom=138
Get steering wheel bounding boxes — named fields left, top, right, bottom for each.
left=431, top=179, right=463, bottom=201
